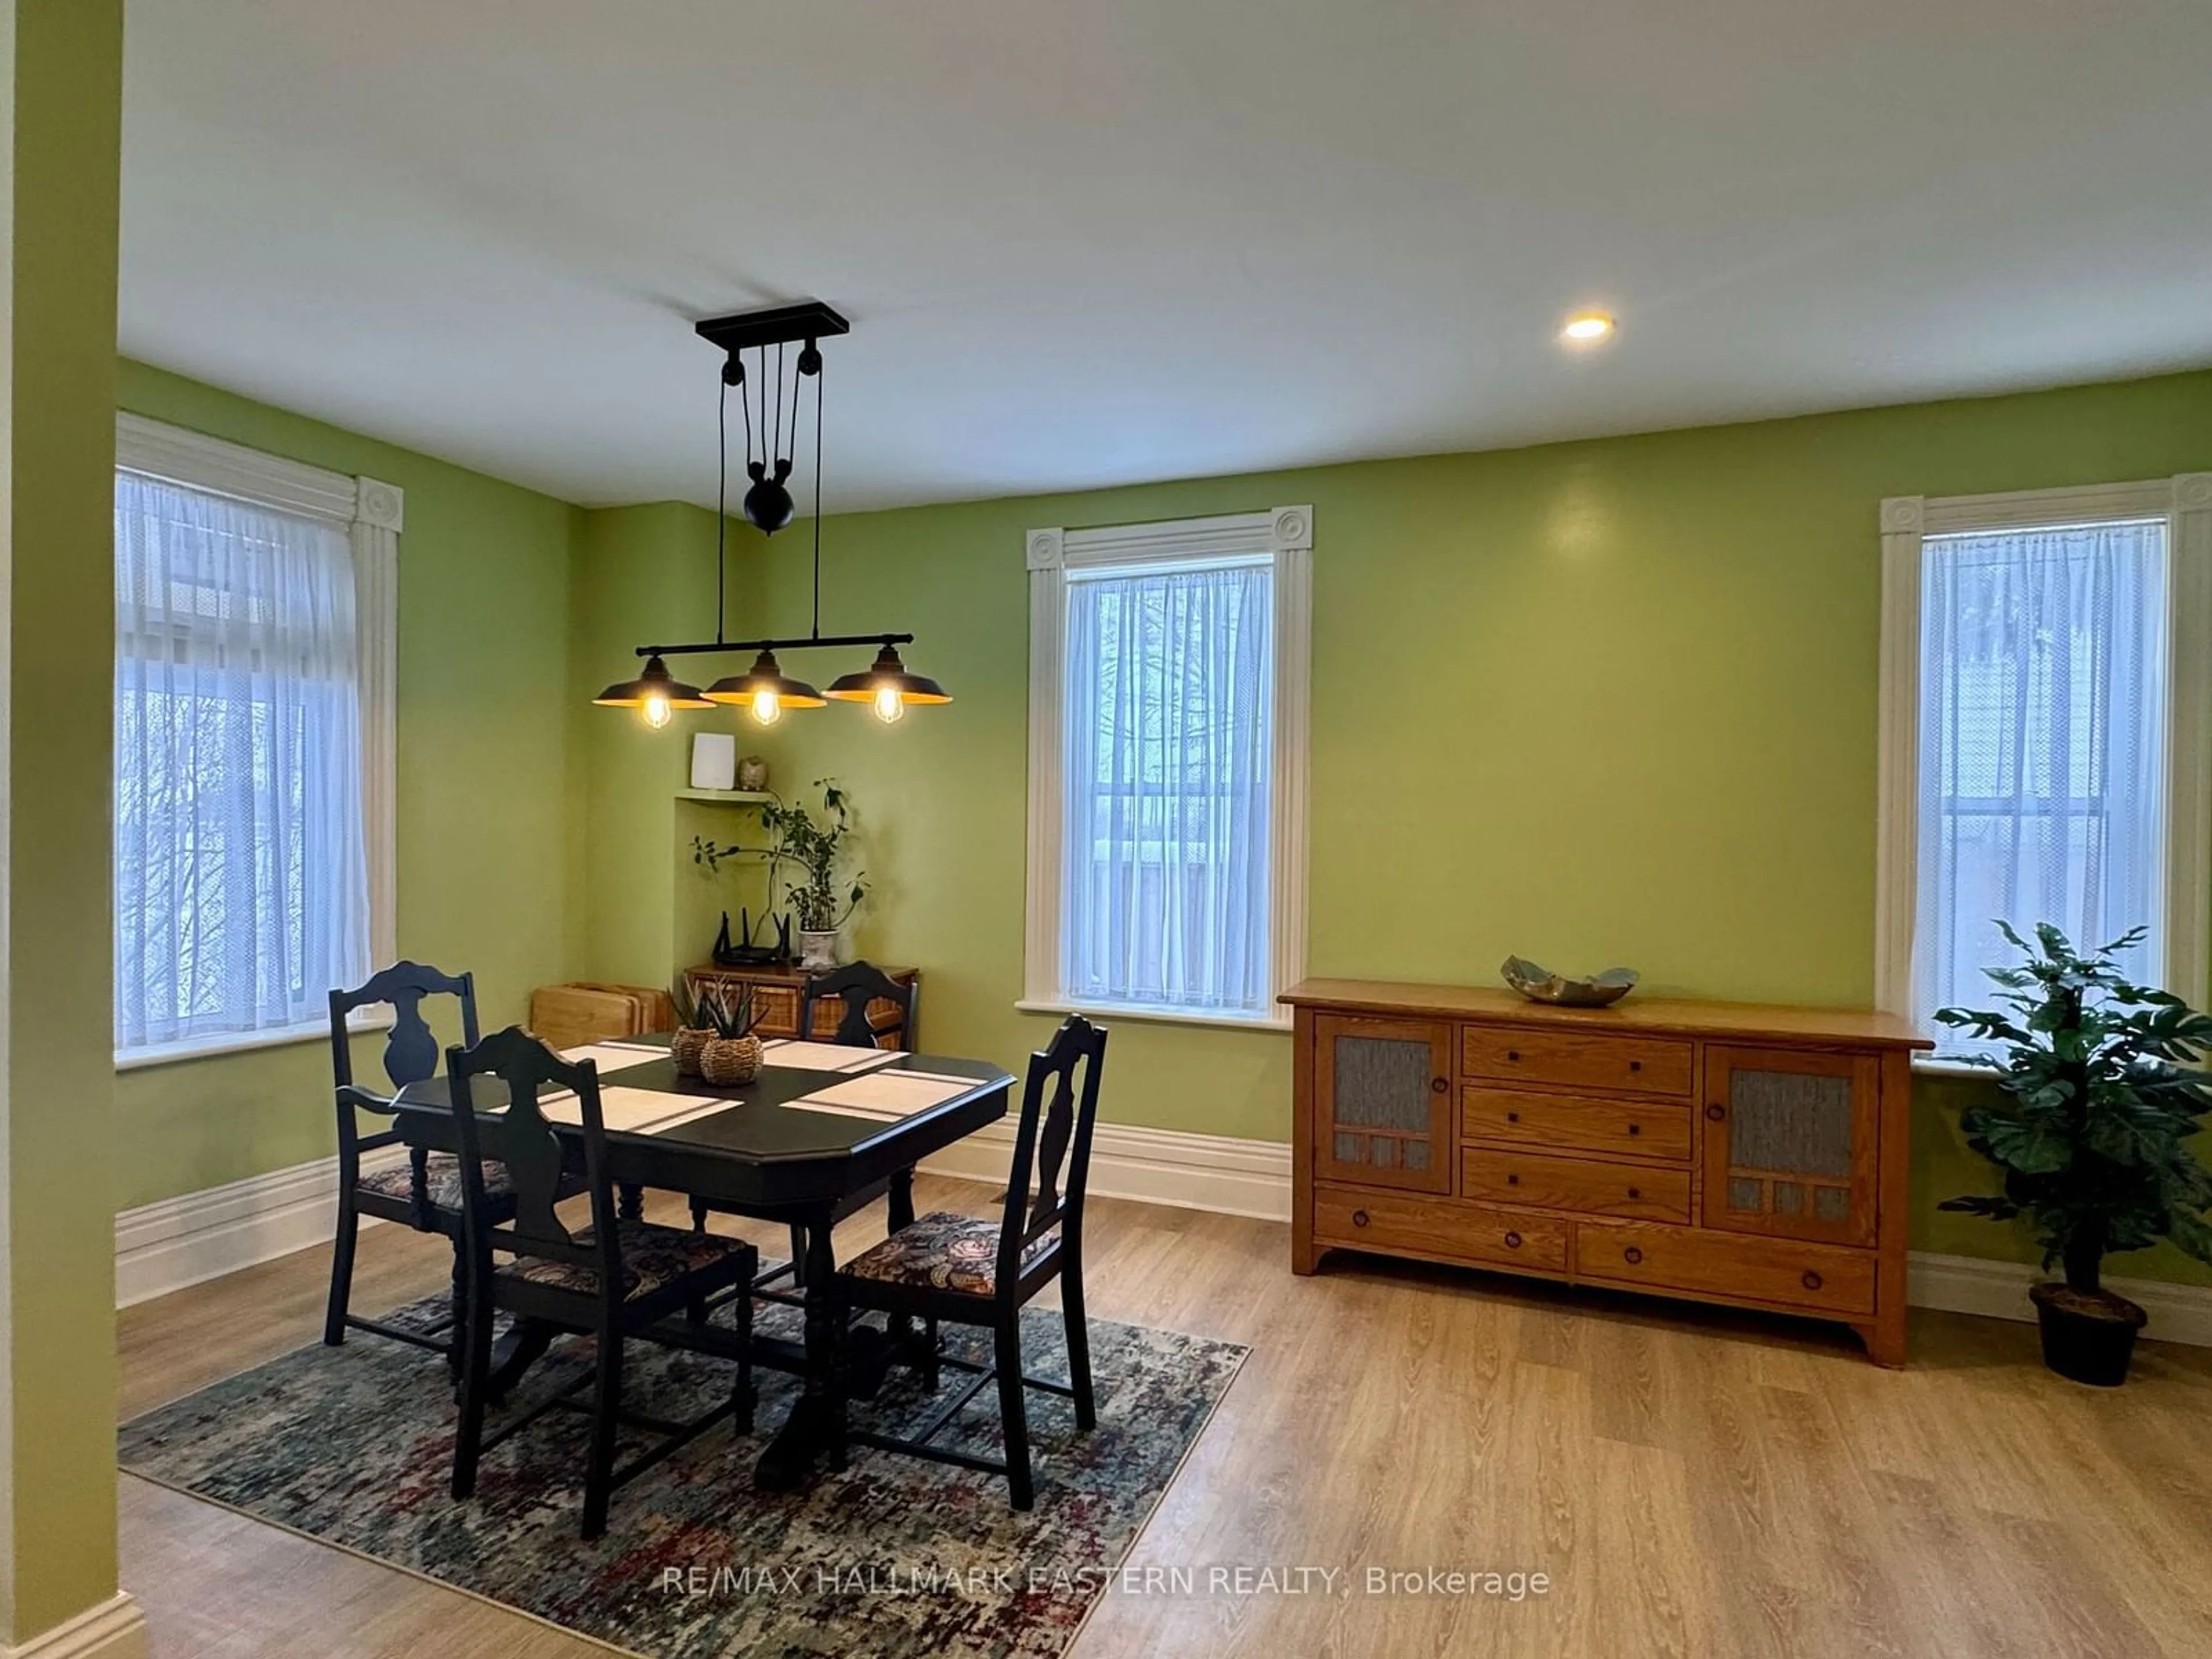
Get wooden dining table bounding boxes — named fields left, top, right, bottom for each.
left=376, top=1034, right=1014, bottom=1490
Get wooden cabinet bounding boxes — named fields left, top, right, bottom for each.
left=1286, top=979, right=1930, bottom=1366
left=1309, top=1013, right=1454, bottom=1194
left=682, top=963, right=920, bottom=1046
left=1700, top=1044, right=1878, bottom=1248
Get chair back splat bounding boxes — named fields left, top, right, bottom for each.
left=798, top=960, right=916, bottom=1048
left=446, top=1028, right=621, bottom=1298
left=330, top=959, right=482, bottom=1093
left=999, top=1014, right=1108, bottom=1288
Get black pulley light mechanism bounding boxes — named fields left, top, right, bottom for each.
left=594, top=301, right=952, bottom=728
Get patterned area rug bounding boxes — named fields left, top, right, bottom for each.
left=120, top=1285, right=1245, bottom=1658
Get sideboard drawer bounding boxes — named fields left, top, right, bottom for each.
left=1462, top=1148, right=1691, bottom=1222
left=1461, top=1025, right=1693, bottom=1097
left=1574, top=1221, right=1876, bottom=1316
left=1313, top=1185, right=1570, bottom=1272
left=1462, top=1087, right=1693, bottom=1162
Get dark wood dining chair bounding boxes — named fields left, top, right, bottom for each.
left=447, top=1027, right=757, bottom=1540
left=837, top=1013, right=1108, bottom=1509
left=326, top=960, right=488, bottom=1368
left=691, top=959, right=921, bottom=1289
left=800, top=960, right=919, bottom=1049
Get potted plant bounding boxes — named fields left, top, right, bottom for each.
left=759, top=779, right=868, bottom=971
left=671, top=977, right=765, bottom=1086
left=1936, top=922, right=2212, bottom=1385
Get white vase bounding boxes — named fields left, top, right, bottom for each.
left=797, top=929, right=839, bottom=971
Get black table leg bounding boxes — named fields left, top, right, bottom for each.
left=755, top=1208, right=849, bottom=1490
left=484, top=1316, right=557, bottom=1404
left=888, top=1168, right=916, bottom=1232
left=884, top=1168, right=917, bottom=1355
left=618, top=1182, right=645, bottom=1222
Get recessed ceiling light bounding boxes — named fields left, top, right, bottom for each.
left=1560, top=312, right=1615, bottom=344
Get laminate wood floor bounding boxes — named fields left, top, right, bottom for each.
left=117, top=1177, right=2212, bottom=1658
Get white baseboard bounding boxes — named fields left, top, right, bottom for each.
left=1908, top=1250, right=2212, bottom=1347
left=115, top=1146, right=405, bottom=1309
left=8, top=1594, right=147, bottom=1659
left=921, top=1119, right=1294, bottom=1222
left=114, top=1130, right=2212, bottom=1351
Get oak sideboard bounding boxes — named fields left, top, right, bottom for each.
left=1282, top=978, right=1933, bottom=1365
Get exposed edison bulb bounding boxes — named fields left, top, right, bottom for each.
left=641, top=692, right=672, bottom=730
left=751, top=688, right=782, bottom=727
left=872, top=683, right=906, bottom=725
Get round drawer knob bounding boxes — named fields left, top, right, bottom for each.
left=1503, top=1230, right=1522, bottom=1249
left=1506, top=1172, right=1520, bottom=1185
left=1430, top=1076, right=1448, bottom=1094
left=1506, top=1111, right=1520, bottom=1123
left=1627, top=1122, right=1642, bottom=1136
left=1352, top=1209, right=1369, bottom=1228
left=1623, top=1246, right=1643, bottom=1265
left=1706, top=1103, right=1726, bottom=1122
left=1802, top=1270, right=1823, bottom=1291
left=1505, top=1049, right=1521, bottom=1062
left=1629, top=1059, right=1643, bottom=1073
left=1627, top=1186, right=1642, bottom=1200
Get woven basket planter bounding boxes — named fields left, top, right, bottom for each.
left=671, top=1027, right=713, bottom=1076
left=699, top=1034, right=763, bottom=1089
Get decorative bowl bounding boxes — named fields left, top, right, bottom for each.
left=1501, top=956, right=1639, bottom=1007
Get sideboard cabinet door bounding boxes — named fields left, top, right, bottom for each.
left=1310, top=1014, right=1453, bottom=1194
left=1700, top=1044, right=1878, bottom=1247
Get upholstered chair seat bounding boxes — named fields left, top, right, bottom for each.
left=500, top=1220, right=753, bottom=1303
left=843, top=1211, right=1060, bottom=1297
left=357, top=1152, right=515, bottom=1213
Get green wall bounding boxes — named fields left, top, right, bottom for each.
left=10, top=0, right=126, bottom=1641
left=575, top=369, right=2212, bottom=1287
left=112, top=363, right=586, bottom=1209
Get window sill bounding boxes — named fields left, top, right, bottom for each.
left=1014, top=997, right=1291, bottom=1034
left=1911, top=1055, right=1999, bottom=1080
left=116, top=1010, right=393, bottom=1073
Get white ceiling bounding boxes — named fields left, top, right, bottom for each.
left=120, top=1, right=2212, bottom=514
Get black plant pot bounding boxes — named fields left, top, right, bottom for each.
left=2030, top=1282, right=2147, bottom=1386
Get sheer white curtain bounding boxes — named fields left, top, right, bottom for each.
left=1915, top=519, right=2168, bottom=1046
left=114, top=472, right=372, bottom=1049
left=1060, top=559, right=1275, bottom=1014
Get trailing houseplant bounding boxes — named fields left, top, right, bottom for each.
left=758, top=779, right=868, bottom=970
left=1935, top=922, right=2212, bottom=1385
left=691, top=780, right=869, bottom=971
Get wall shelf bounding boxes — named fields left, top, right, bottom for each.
left=675, top=789, right=775, bottom=806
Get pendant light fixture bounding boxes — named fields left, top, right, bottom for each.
left=592, top=653, right=711, bottom=729
left=702, top=648, right=828, bottom=724
left=594, top=301, right=951, bottom=728
left=825, top=643, right=952, bottom=725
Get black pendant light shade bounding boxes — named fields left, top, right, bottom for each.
left=702, top=649, right=827, bottom=723
left=826, top=644, right=952, bottom=724
left=592, top=654, right=710, bottom=728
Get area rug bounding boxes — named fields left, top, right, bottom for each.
left=119, top=1285, right=1245, bottom=1658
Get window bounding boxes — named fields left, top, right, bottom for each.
left=1877, top=476, right=2212, bottom=1058
left=113, top=415, right=400, bottom=1064
left=1022, top=508, right=1311, bottom=1028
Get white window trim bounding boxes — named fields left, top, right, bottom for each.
left=1875, top=474, right=2212, bottom=1056
left=111, top=413, right=403, bottom=1067
left=1022, top=506, right=1312, bottom=1033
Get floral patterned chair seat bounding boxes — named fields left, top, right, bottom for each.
left=501, top=1219, right=754, bottom=1303
left=843, top=1210, right=1060, bottom=1297
left=357, top=1152, right=514, bottom=1214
